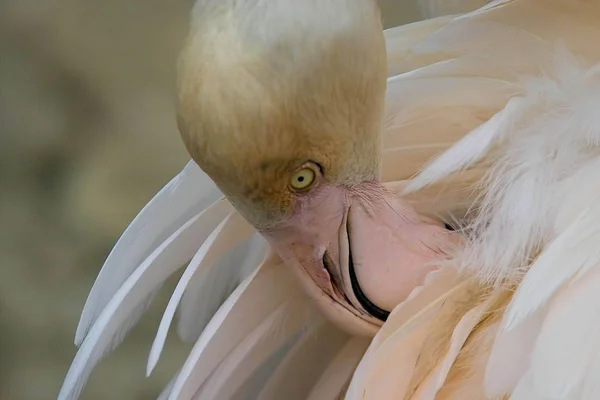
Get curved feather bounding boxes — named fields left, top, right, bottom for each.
left=194, top=300, right=316, bottom=400
left=62, top=2, right=600, bottom=400
left=484, top=302, right=546, bottom=398
left=75, top=161, right=221, bottom=345
left=417, top=0, right=490, bottom=19
left=306, top=337, right=370, bottom=400
left=147, top=212, right=255, bottom=375
left=384, top=15, right=457, bottom=76
left=413, top=292, right=499, bottom=399
left=58, top=199, right=232, bottom=400
left=528, top=266, right=600, bottom=399
left=166, top=255, right=305, bottom=400
left=346, top=268, right=468, bottom=400
left=503, top=162, right=600, bottom=330
left=256, top=321, right=347, bottom=400
left=176, top=233, right=267, bottom=343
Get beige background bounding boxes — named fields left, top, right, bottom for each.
left=0, top=1, right=482, bottom=399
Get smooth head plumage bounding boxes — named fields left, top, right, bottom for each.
left=177, top=0, right=387, bottom=228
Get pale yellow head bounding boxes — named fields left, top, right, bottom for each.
left=177, top=0, right=387, bottom=229
left=176, top=0, right=452, bottom=335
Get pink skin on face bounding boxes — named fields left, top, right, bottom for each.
left=261, top=182, right=456, bottom=337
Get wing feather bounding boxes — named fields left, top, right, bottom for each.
left=193, top=300, right=315, bottom=400
left=256, top=321, right=348, bottom=400
left=76, top=161, right=221, bottom=344
left=345, top=268, right=469, bottom=400
left=57, top=199, right=231, bottom=400
left=176, top=233, right=267, bottom=343
left=147, top=212, right=255, bottom=375
left=412, top=292, right=500, bottom=399
left=306, top=337, right=370, bottom=400
left=165, top=255, right=306, bottom=400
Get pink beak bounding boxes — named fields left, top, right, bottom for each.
left=261, top=183, right=454, bottom=337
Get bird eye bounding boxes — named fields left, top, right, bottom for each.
left=290, top=167, right=316, bottom=191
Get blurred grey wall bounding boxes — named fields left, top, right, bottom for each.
left=0, top=1, right=477, bottom=399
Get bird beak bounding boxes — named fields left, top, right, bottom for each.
left=260, top=184, right=449, bottom=337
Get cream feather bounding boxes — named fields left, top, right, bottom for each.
left=60, top=6, right=477, bottom=399
left=61, top=2, right=600, bottom=400
left=345, top=268, right=468, bottom=400
left=398, top=2, right=600, bottom=399
left=412, top=292, right=500, bottom=400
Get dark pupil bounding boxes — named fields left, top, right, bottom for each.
left=297, top=176, right=304, bottom=182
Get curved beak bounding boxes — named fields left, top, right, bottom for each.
left=261, top=183, right=453, bottom=337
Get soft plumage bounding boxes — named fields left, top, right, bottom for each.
left=59, top=0, right=600, bottom=399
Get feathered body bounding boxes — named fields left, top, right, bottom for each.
left=58, top=0, right=600, bottom=399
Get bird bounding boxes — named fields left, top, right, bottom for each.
left=57, top=0, right=600, bottom=399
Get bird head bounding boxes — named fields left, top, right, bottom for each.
left=177, top=0, right=453, bottom=336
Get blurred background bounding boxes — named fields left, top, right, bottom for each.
left=0, top=1, right=486, bottom=399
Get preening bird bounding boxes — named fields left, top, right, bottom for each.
left=58, top=0, right=600, bottom=399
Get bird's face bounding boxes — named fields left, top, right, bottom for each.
left=177, top=0, right=452, bottom=336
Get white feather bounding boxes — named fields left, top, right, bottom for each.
left=484, top=303, right=547, bottom=398
left=166, top=256, right=305, bottom=400
left=528, top=266, right=600, bottom=399
left=194, top=300, right=316, bottom=400
left=504, top=196, right=600, bottom=330
left=176, top=233, right=267, bottom=343
left=404, top=96, right=524, bottom=192
left=147, top=212, right=255, bottom=375
left=57, top=199, right=231, bottom=400
left=417, top=0, right=490, bottom=19
left=159, top=371, right=180, bottom=400
left=440, top=47, right=600, bottom=283
left=582, top=349, right=600, bottom=400
left=509, top=370, right=537, bottom=400
left=306, top=337, right=369, bottom=400
left=75, top=161, right=221, bottom=345
left=256, top=321, right=347, bottom=400
left=227, top=334, right=303, bottom=400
